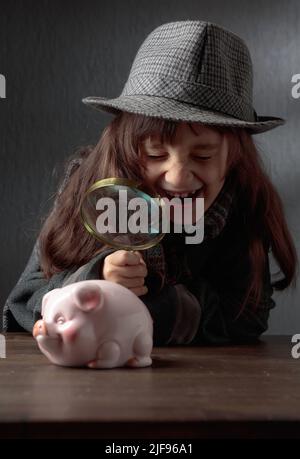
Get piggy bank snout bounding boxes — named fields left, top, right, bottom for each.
left=33, top=320, right=48, bottom=338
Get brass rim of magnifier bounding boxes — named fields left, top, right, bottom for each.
left=80, top=177, right=166, bottom=250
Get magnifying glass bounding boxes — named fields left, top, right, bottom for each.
left=80, top=178, right=167, bottom=251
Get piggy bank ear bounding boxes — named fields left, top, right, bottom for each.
left=74, top=284, right=104, bottom=312
left=41, top=288, right=60, bottom=316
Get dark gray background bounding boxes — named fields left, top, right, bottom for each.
left=0, top=0, right=299, bottom=333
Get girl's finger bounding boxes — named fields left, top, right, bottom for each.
left=115, top=277, right=146, bottom=288
left=111, top=250, right=142, bottom=266
left=118, top=264, right=147, bottom=278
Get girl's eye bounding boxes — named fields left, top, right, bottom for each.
left=147, top=154, right=167, bottom=160
left=193, top=156, right=212, bottom=161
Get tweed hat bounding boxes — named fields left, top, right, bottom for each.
left=82, top=20, right=285, bottom=134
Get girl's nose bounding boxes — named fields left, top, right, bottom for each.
left=165, top=163, right=193, bottom=188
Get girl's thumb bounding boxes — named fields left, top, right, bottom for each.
left=134, top=251, right=146, bottom=265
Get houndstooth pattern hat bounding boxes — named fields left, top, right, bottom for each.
left=82, top=20, right=285, bottom=134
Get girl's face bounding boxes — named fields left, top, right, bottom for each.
left=140, top=122, right=229, bottom=214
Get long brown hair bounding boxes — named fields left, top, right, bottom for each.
left=39, top=112, right=297, bottom=311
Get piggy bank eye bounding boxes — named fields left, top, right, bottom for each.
left=55, top=315, right=65, bottom=325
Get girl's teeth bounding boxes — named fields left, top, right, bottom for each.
left=174, top=192, right=189, bottom=198
left=166, top=188, right=202, bottom=198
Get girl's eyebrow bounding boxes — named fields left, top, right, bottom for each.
left=190, top=142, right=220, bottom=149
left=148, top=142, right=220, bottom=149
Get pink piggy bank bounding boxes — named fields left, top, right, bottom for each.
left=33, top=280, right=153, bottom=369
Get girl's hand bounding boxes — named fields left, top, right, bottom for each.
left=102, top=250, right=148, bottom=297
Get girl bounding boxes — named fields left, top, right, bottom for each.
left=3, top=20, right=297, bottom=345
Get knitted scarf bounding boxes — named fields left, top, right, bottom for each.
left=143, top=173, right=237, bottom=291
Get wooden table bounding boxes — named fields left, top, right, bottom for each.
left=0, top=333, right=299, bottom=439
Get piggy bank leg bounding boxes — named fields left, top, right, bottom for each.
left=126, top=333, right=153, bottom=368
left=87, top=341, right=121, bottom=369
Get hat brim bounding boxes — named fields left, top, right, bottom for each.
left=82, top=95, right=285, bottom=134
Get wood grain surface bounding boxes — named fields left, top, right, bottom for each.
left=0, top=333, right=299, bottom=438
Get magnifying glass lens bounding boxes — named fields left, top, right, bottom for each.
left=80, top=178, right=166, bottom=251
